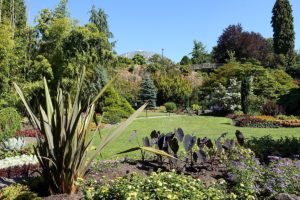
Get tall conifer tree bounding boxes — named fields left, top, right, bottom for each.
left=271, top=0, right=295, bottom=66
left=139, top=75, right=157, bottom=108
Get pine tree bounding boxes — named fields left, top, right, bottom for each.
left=271, top=0, right=295, bottom=66
left=139, top=75, right=157, bottom=108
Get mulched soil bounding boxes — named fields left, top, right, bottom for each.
left=86, top=158, right=226, bottom=186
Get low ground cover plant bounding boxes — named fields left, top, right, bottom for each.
left=79, top=171, right=232, bottom=200
left=0, top=183, right=41, bottom=200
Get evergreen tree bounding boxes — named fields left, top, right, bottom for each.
left=86, top=64, right=108, bottom=98
left=89, top=5, right=113, bottom=38
left=271, top=0, right=295, bottom=66
left=241, top=76, right=251, bottom=114
left=190, top=40, right=208, bottom=64
left=54, top=0, right=69, bottom=19
left=180, top=55, right=191, bottom=65
left=139, top=75, right=157, bottom=108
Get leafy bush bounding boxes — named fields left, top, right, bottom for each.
left=261, top=101, right=284, bottom=116
left=278, top=88, right=300, bottom=116
left=191, top=104, right=201, bottom=111
left=101, top=87, right=135, bottom=124
left=0, top=107, right=22, bottom=141
left=245, top=136, right=300, bottom=161
left=164, top=102, right=177, bottom=113
left=0, top=183, right=41, bottom=200
left=157, top=106, right=166, bottom=112
left=204, top=79, right=241, bottom=114
left=79, top=171, right=232, bottom=200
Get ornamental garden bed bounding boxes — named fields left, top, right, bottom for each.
left=0, top=128, right=299, bottom=199
left=228, top=114, right=300, bottom=128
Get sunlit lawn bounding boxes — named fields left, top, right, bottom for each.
left=93, top=115, right=300, bottom=159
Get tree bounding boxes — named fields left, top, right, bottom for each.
left=100, top=87, right=135, bottom=123
left=190, top=40, right=208, bottom=64
left=0, top=0, right=26, bottom=30
left=85, top=64, right=108, bottom=99
left=153, top=73, right=192, bottom=105
left=89, top=5, right=113, bottom=39
left=53, top=0, right=69, bottom=19
left=271, top=0, right=295, bottom=66
left=213, top=24, right=271, bottom=66
left=138, top=75, right=157, bottom=108
left=132, top=54, right=146, bottom=65
left=180, top=55, right=191, bottom=65
left=205, top=79, right=241, bottom=113
left=241, top=76, right=252, bottom=114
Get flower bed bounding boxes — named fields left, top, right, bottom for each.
left=230, top=115, right=300, bottom=128
left=0, top=155, right=40, bottom=178
left=15, top=129, right=44, bottom=138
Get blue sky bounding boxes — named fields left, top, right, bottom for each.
left=26, top=0, right=299, bottom=62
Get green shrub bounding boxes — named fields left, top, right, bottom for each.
left=164, top=102, right=177, bottom=113
left=80, top=171, right=233, bottom=200
left=0, top=183, right=41, bottom=200
left=101, top=87, right=135, bottom=124
left=191, top=104, right=201, bottom=111
left=0, top=107, right=22, bottom=141
left=157, top=106, right=166, bottom=112
left=103, top=112, right=121, bottom=124
left=245, top=135, right=300, bottom=161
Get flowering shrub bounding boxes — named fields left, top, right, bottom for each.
left=226, top=147, right=262, bottom=199
left=79, top=171, right=235, bottom=200
left=205, top=79, right=241, bottom=114
left=226, top=146, right=300, bottom=198
left=262, top=158, right=300, bottom=196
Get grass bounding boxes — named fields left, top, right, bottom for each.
left=137, top=111, right=175, bottom=118
left=93, top=115, right=300, bottom=159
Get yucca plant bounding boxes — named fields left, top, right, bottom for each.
left=13, top=67, right=146, bottom=194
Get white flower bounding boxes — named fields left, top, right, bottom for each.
left=0, top=155, right=39, bottom=169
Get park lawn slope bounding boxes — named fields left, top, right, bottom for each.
left=93, top=115, right=300, bottom=159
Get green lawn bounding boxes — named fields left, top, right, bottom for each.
left=137, top=111, right=175, bottom=118
left=93, top=115, right=300, bottom=159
